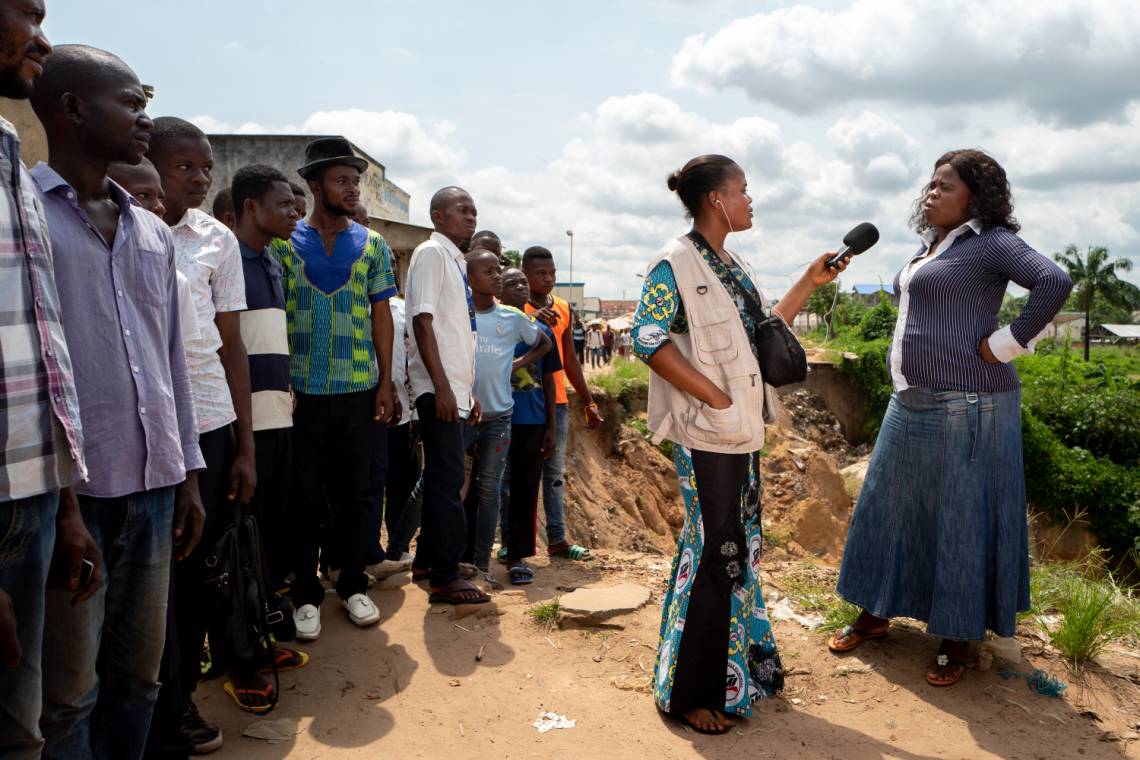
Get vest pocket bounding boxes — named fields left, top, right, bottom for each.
left=688, top=402, right=751, bottom=445
left=689, top=306, right=740, bottom=365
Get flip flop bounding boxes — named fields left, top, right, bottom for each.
left=548, top=542, right=592, bottom=560
left=260, top=647, right=309, bottom=674
left=496, top=547, right=509, bottom=565
left=926, top=654, right=967, bottom=687
left=827, top=624, right=889, bottom=653
left=480, top=571, right=504, bottom=592
left=223, top=680, right=276, bottom=714
left=429, top=581, right=491, bottom=606
left=508, top=563, right=535, bottom=585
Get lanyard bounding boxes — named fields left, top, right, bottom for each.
left=454, top=258, right=476, bottom=332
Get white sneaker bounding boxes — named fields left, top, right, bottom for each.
left=294, top=603, right=321, bottom=641
left=342, top=593, right=381, bottom=627
left=366, top=557, right=412, bottom=579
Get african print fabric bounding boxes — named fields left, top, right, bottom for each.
left=652, top=445, right=783, bottom=716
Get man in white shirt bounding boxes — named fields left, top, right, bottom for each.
left=149, top=117, right=259, bottom=746
left=405, top=186, right=488, bottom=605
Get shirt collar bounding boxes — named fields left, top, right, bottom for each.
left=238, top=240, right=266, bottom=260
left=31, top=163, right=135, bottom=212
left=919, top=218, right=982, bottom=246
left=172, top=207, right=214, bottom=236
left=431, top=230, right=465, bottom=262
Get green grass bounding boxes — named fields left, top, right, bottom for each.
left=1022, top=548, right=1140, bottom=666
left=778, top=563, right=861, bottom=633
left=590, top=360, right=649, bottom=397
left=527, top=599, right=561, bottom=629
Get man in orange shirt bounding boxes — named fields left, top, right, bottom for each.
left=521, top=246, right=602, bottom=559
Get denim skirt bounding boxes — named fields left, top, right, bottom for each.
left=836, top=387, right=1030, bottom=640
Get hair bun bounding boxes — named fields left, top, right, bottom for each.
left=667, top=170, right=681, bottom=192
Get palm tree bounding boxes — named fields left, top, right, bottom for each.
left=1053, top=245, right=1135, bottom=360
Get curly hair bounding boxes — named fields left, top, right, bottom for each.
left=908, top=149, right=1019, bottom=234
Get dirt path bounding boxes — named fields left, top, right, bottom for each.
left=198, top=552, right=1140, bottom=759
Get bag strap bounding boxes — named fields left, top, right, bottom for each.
left=685, top=231, right=770, bottom=324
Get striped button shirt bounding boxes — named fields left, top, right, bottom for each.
left=239, top=241, right=291, bottom=431
left=0, top=118, right=85, bottom=500
left=889, top=222, right=1073, bottom=392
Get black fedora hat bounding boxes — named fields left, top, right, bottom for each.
left=297, top=137, right=369, bottom=180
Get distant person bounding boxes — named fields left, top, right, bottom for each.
left=633, top=153, right=842, bottom=734
left=498, top=268, right=562, bottom=584
left=289, top=181, right=307, bottom=219
left=522, top=246, right=601, bottom=561
left=465, top=249, right=549, bottom=584
left=211, top=186, right=236, bottom=229
left=30, top=45, right=206, bottom=759
left=831, top=150, right=1073, bottom=687
left=404, top=187, right=488, bottom=604
left=571, top=314, right=586, bottom=365
left=602, top=325, right=614, bottom=364
left=271, top=137, right=398, bottom=640
left=586, top=325, right=603, bottom=368
left=108, top=157, right=166, bottom=216
left=354, top=202, right=369, bottom=227
left=470, top=229, right=503, bottom=262
left=0, top=11, right=101, bottom=760
left=617, top=328, right=631, bottom=359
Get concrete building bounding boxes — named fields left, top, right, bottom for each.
left=599, top=299, right=638, bottom=320
left=206, top=134, right=431, bottom=291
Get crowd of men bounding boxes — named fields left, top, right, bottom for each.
left=0, top=5, right=603, bottom=758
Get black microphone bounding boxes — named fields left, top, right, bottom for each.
left=826, top=222, right=879, bottom=268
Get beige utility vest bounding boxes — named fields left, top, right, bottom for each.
left=645, top=235, right=777, bottom=455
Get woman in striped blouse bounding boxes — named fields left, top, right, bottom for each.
left=830, top=150, right=1072, bottom=686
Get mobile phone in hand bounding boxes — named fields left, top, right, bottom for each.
left=78, top=558, right=94, bottom=589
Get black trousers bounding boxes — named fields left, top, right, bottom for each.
left=365, top=419, right=391, bottom=565
left=667, top=449, right=750, bottom=714
left=414, top=393, right=467, bottom=586
left=290, top=389, right=378, bottom=607
left=383, top=422, right=419, bottom=547
left=574, top=339, right=585, bottom=366
left=147, top=425, right=247, bottom=758
left=506, top=424, right=544, bottom=560
left=249, top=427, right=293, bottom=590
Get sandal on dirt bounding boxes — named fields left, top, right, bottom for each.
left=260, top=646, right=309, bottom=674
left=827, top=624, right=889, bottom=653
left=496, top=547, right=509, bottom=565
left=926, top=653, right=967, bottom=687
left=429, top=581, right=491, bottom=606
left=223, top=680, right=276, bottom=713
left=480, top=571, right=503, bottom=592
left=548, top=541, right=592, bottom=560
left=508, top=563, right=535, bottom=585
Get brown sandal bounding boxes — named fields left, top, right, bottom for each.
left=926, top=653, right=966, bottom=686
left=827, top=624, right=889, bottom=653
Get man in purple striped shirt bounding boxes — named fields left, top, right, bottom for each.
left=0, top=4, right=104, bottom=758
left=28, top=45, right=205, bottom=760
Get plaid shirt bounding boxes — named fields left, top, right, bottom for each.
left=0, top=117, right=85, bottom=500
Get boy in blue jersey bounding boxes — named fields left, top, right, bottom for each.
left=465, top=250, right=550, bottom=584
left=498, top=267, right=561, bottom=584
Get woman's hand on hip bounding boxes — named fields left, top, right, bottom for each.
left=978, top=336, right=1000, bottom=364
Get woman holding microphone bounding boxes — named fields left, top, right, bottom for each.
left=632, top=154, right=846, bottom=734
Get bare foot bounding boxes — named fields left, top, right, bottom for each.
left=681, top=708, right=732, bottom=735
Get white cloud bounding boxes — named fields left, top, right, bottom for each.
left=671, top=0, right=1140, bottom=124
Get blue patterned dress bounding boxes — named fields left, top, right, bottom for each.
left=632, top=232, right=783, bottom=717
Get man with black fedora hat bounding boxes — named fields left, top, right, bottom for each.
left=269, top=136, right=397, bottom=640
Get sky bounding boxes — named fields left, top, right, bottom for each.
left=47, top=0, right=1140, bottom=300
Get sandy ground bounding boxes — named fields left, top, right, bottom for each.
left=195, top=551, right=1140, bottom=760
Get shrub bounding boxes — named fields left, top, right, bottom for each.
left=1028, top=387, right=1140, bottom=465
left=858, top=293, right=898, bottom=342
left=838, top=339, right=893, bottom=437
left=1022, top=409, right=1140, bottom=555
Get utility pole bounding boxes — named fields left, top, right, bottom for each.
left=565, top=229, right=574, bottom=288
